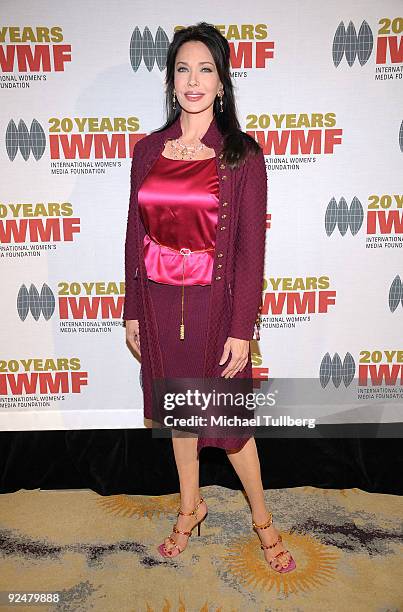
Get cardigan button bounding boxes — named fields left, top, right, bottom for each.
left=220, top=226, right=226, bottom=230
left=222, top=202, right=228, bottom=207
left=221, top=175, right=227, bottom=180
left=219, top=153, right=223, bottom=159
left=221, top=214, right=227, bottom=219
left=215, top=276, right=222, bottom=280
left=220, top=163, right=226, bottom=169
left=217, top=252, right=224, bottom=257
left=217, top=264, right=223, bottom=269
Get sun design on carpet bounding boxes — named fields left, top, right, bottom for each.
left=96, top=493, right=181, bottom=519
left=145, top=595, right=230, bottom=612
left=144, top=597, right=230, bottom=611
left=302, top=487, right=360, bottom=498
left=222, top=532, right=340, bottom=596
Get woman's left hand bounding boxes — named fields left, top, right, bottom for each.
left=219, top=337, right=249, bottom=378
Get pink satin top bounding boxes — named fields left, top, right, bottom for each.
left=138, top=152, right=219, bottom=285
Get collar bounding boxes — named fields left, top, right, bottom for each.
left=161, top=113, right=223, bottom=149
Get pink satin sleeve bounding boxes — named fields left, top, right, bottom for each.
left=138, top=154, right=219, bottom=285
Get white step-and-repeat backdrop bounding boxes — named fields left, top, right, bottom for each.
left=1, top=1, right=402, bottom=432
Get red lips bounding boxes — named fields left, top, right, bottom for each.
left=184, top=92, right=204, bottom=100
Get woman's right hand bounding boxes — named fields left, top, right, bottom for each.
left=125, top=319, right=141, bottom=357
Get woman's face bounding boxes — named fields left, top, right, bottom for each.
left=173, top=40, right=223, bottom=115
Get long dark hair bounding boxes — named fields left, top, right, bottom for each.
left=151, top=22, right=261, bottom=170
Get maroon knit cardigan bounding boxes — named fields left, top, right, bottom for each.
left=123, top=114, right=267, bottom=456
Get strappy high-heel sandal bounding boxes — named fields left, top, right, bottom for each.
left=157, top=496, right=208, bottom=558
left=252, top=512, right=296, bottom=573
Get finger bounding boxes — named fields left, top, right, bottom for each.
left=225, top=357, right=248, bottom=378
left=237, top=358, right=248, bottom=375
left=219, top=345, right=230, bottom=366
left=227, top=363, right=242, bottom=378
left=220, top=355, right=235, bottom=376
left=221, top=356, right=241, bottom=377
left=222, top=353, right=245, bottom=375
left=239, top=359, right=248, bottom=372
left=128, top=335, right=141, bottom=356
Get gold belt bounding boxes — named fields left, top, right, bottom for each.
left=150, top=237, right=215, bottom=340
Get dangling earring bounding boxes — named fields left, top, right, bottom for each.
left=218, top=90, right=224, bottom=112
left=172, top=89, right=176, bottom=110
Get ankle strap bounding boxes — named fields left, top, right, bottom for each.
left=178, top=496, right=204, bottom=516
left=252, top=512, right=273, bottom=529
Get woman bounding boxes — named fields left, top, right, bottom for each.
left=123, top=22, right=296, bottom=573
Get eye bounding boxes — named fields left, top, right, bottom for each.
left=176, top=66, right=213, bottom=72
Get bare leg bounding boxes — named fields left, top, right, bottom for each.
left=162, top=431, right=208, bottom=556
left=226, top=437, right=291, bottom=570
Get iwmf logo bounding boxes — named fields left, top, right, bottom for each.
left=6, top=119, right=46, bottom=160
left=17, top=281, right=126, bottom=321
left=320, top=350, right=403, bottom=387
left=333, top=18, right=403, bottom=67
left=325, top=197, right=364, bottom=236
left=130, top=24, right=274, bottom=72
left=325, top=195, right=403, bottom=237
left=320, top=352, right=355, bottom=387
left=17, top=283, right=55, bottom=321
left=0, top=26, right=71, bottom=72
left=389, top=275, right=403, bottom=312
left=333, top=21, right=373, bottom=67
left=5, top=117, right=141, bottom=161
left=130, top=26, right=169, bottom=71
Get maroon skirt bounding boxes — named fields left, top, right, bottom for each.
left=147, top=278, right=253, bottom=457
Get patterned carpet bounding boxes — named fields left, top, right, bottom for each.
left=0, top=484, right=402, bottom=611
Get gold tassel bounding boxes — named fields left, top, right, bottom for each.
left=180, top=254, right=186, bottom=340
